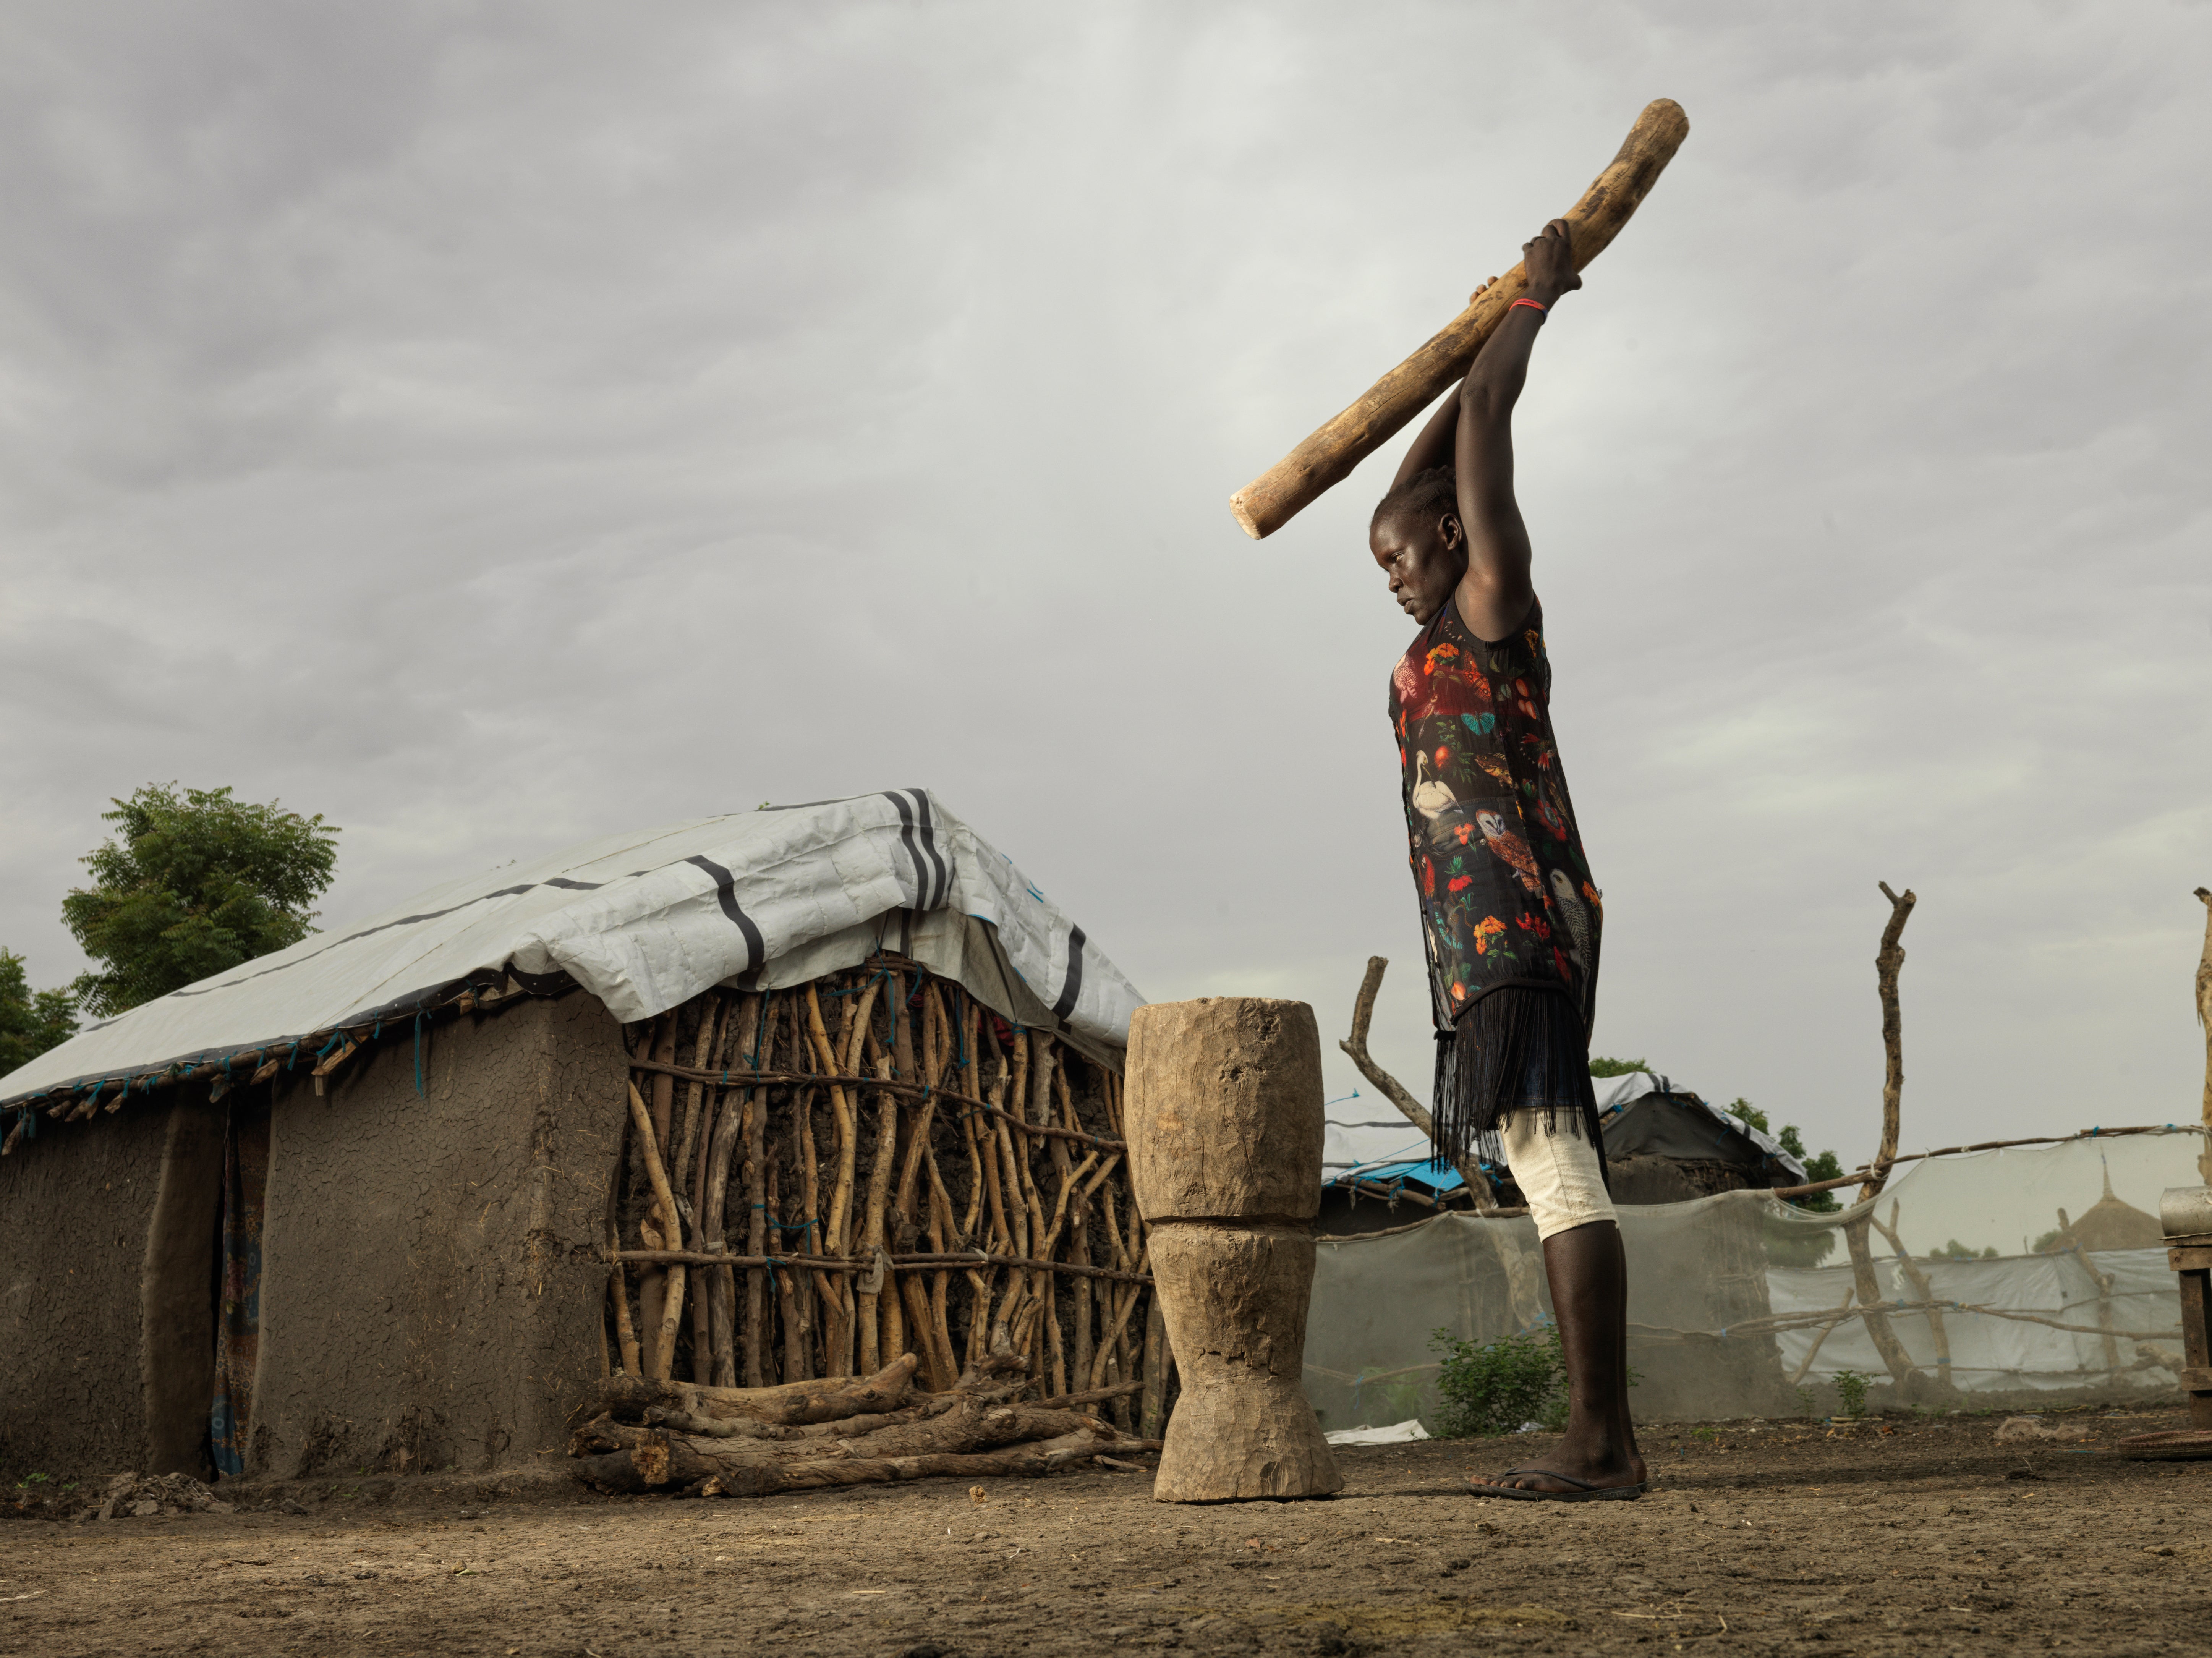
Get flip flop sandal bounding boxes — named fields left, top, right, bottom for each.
left=1466, top=1468, right=1647, bottom=1503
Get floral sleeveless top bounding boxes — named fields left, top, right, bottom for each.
left=1389, top=597, right=1602, bottom=1035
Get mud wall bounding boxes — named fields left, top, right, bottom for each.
left=0, top=1100, right=191, bottom=1482
left=247, top=991, right=627, bottom=1479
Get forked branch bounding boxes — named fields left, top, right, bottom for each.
left=1340, top=956, right=1500, bottom=1214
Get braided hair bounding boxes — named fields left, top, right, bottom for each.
left=1371, top=465, right=1459, bottom=534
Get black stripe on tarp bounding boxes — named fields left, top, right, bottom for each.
left=907, top=787, right=950, bottom=909
left=1049, top=924, right=1086, bottom=1022
left=683, top=854, right=766, bottom=972
left=881, top=791, right=930, bottom=909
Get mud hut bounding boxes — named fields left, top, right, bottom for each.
left=1315, top=1068, right=1808, bottom=1234
left=0, top=792, right=1150, bottom=1487
left=2044, top=1166, right=2164, bottom=1254
left=1594, top=1071, right=1807, bottom=1203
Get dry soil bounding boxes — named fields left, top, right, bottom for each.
left=4, top=1405, right=2207, bottom=1657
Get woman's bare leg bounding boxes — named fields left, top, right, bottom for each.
left=1469, top=1219, right=1643, bottom=1493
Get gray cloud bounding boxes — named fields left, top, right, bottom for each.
left=3, top=2, right=2206, bottom=1166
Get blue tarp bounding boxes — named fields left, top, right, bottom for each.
left=1328, top=1156, right=1506, bottom=1198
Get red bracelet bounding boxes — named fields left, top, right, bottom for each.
left=1510, top=297, right=1548, bottom=317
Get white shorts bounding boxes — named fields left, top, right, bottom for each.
left=1501, top=1112, right=1616, bottom=1241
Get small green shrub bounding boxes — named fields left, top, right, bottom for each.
left=1833, top=1370, right=1869, bottom=1418
left=1430, top=1325, right=1566, bottom=1438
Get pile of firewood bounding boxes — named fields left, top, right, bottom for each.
left=567, top=1349, right=1149, bottom=1498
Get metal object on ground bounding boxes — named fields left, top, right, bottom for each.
left=2159, top=1185, right=2212, bottom=1242
left=2118, top=1184, right=2212, bottom=1459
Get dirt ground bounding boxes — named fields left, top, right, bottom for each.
left=4, top=1405, right=2207, bottom=1658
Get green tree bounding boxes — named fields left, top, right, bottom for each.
left=0, top=949, right=78, bottom=1075
left=1723, top=1104, right=1843, bottom=1211
left=1927, top=1239, right=1998, bottom=1260
left=62, top=784, right=340, bottom=1018
left=1589, top=1056, right=1650, bottom=1078
left=1778, top=1126, right=1844, bottom=1216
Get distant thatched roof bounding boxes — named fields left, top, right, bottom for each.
left=2047, top=1165, right=2163, bottom=1253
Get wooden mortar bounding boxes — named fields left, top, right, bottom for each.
left=1126, top=997, right=1341, bottom=1501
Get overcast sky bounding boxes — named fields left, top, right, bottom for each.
left=2, top=2, right=2207, bottom=1167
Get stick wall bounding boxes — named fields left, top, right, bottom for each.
left=602, top=957, right=1167, bottom=1433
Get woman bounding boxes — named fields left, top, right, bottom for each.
left=1370, top=218, right=1644, bottom=1501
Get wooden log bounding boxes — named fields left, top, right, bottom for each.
left=574, top=1425, right=1112, bottom=1497
left=641, top=1389, right=991, bottom=1443
left=1126, top=998, right=1338, bottom=1501
left=640, top=1409, right=802, bottom=1443
left=576, top=1352, right=920, bottom=1427
left=1226, top=99, right=1690, bottom=539
left=1038, top=1379, right=1144, bottom=1411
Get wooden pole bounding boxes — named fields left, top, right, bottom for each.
left=1868, top=1201, right=1950, bottom=1389
left=1227, top=99, right=1689, bottom=539
left=1846, top=882, right=1920, bottom=1390
left=627, top=1081, right=690, bottom=1383
left=2194, top=887, right=2211, bottom=1185
left=1858, top=882, right=1917, bottom=1205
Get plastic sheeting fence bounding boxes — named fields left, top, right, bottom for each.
left=1304, top=1128, right=2206, bottom=1430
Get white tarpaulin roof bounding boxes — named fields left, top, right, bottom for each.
left=0, top=789, right=1145, bottom=1106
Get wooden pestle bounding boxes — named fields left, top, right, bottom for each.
left=1229, top=99, right=1690, bottom=539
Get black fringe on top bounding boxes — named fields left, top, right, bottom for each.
left=1432, top=980, right=1605, bottom=1178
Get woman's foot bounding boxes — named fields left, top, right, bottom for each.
left=1466, top=1443, right=1642, bottom=1495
